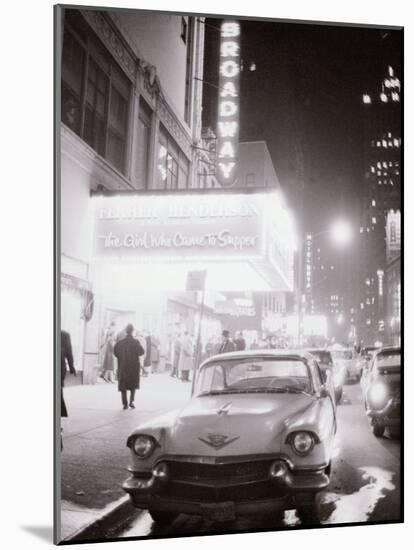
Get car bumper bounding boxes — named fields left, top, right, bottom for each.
left=123, top=466, right=329, bottom=517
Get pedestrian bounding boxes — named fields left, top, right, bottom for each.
left=179, top=331, right=193, bottom=382
left=99, top=321, right=116, bottom=383
left=171, top=333, right=181, bottom=378
left=151, top=337, right=160, bottom=373
left=113, top=324, right=145, bottom=410
left=234, top=331, right=246, bottom=351
left=143, top=331, right=152, bottom=374
left=218, top=330, right=236, bottom=354
left=61, top=330, right=76, bottom=449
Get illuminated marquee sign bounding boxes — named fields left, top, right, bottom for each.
left=92, top=193, right=263, bottom=260
left=385, top=210, right=401, bottom=263
left=216, top=20, right=241, bottom=186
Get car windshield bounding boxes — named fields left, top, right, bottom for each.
left=195, top=357, right=313, bottom=396
left=331, top=349, right=353, bottom=360
left=309, top=350, right=332, bottom=365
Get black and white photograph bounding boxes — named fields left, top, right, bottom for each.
left=55, top=3, right=402, bottom=545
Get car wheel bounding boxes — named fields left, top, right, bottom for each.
left=296, top=493, right=321, bottom=525
left=371, top=419, right=385, bottom=438
left=148, top=511, right=178, bottom=526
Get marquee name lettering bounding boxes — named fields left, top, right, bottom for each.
left=98, top=230, right=258, bottom=251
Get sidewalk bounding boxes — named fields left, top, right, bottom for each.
left=60, top=373, right=192, bottom=541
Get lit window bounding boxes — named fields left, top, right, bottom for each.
left=366, top=278, right=371, bottom=286
left=380, top=93, right=388, bottom=102
left=382, top=140, right=387, bottom=148
left=372, top=199, right=376, bottom=206
left=377, top=141, right=381, bottom=147
left=389, top=66, right=394, bottom=77
left=388, top=132, right=392, bottom=138
left=371, top=166, right=375, bottom=173
left=393, top=138, right=399, bottom=147
left=372, top=217, right=376, bottom=224
left=360, top=303, right=364, bottom=310
left=388, top=140, right=393, bottom=147
left=392, top=92, right=399, bottom=102
left=363, top=94, right=371, bottom=104
left=389, top=161, right=393, bottom=167
left=366, top=319, right=371, bottom=325
left=360, top=227, right=364, bottom=233
left=384, top=79, right=391, bottom=88
left=377, top=162, right=381, bottom=168
left=382, top=161, right=387, bottom=168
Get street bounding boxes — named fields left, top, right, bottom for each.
left=88, top=380, right=400, bottom=540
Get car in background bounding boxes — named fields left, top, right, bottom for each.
left=307, top=349, right=345, bottom=404
left=362, top=346, right=401, bottom=437
left=123, top=350, right=337, bottom=525
left=330, top=346, right=359, bottom=382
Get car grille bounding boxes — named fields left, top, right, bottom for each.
left=160, top=460, right=286, bottom=502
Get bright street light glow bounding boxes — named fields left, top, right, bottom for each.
left=330, top=220, right=352, bottom=246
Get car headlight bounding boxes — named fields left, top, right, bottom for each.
left=368, top=382, right=388, bottom=408
left=291, top=431, right=315, bottom=455
left=132, top=435, right=156, bottom=458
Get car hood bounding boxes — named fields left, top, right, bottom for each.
left=161, top=392, right=320, bottom=456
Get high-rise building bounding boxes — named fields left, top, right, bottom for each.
left=358, top=65, right=401, bottom=344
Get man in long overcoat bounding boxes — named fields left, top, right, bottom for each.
left=178, top=331, right=193, bottom=382
left=114, top=324, right=145, bottom=409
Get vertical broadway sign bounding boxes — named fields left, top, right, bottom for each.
left=217, top=20, right=241, bottom=186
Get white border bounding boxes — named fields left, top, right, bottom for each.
left=1, top=1, right=410, bottom=549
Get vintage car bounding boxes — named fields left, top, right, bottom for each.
left=362, top=346, right=401, bottom=437
left=307, top=349, right=346, bottom=404
left=329, top=346, right=359, bottom=382
left=123, top=350, right=337, bottom=525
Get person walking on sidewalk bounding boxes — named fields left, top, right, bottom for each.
left=218, top=330, right=236, bottom=354
left=113, top=324, right=145, bottom=410
left=179, top=331, right=193, bottom=382
left=61, top=330, right=76, bottom=449
left=99, top=321, right=116, bottom=383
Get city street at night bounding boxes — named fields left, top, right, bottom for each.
left=56, top=6, right=402, bottom=544
left=74, top=380, right=400, bottom=541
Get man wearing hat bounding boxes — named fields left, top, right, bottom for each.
left=113, top=324, right=145, bottom=409
left=218, top=330, right=236, bottom=354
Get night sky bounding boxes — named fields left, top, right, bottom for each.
left=202, top=17, right=402, bottom=234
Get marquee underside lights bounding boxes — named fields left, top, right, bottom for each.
left=217, top=20, right=241, bottom=186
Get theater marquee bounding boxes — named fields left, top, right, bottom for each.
left=92, top=193, right=264, bottom=260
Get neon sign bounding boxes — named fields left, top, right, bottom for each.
left=217, top=20, right=240, bottom=186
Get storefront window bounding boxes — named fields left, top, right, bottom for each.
left=61, top=10, right=131, bottom=175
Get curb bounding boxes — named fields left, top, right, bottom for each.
left=63, top=495, right=138, bottom=543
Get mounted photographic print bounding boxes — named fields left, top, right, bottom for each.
left=54, top=3, right=403, bottom=545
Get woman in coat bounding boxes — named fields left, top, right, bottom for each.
left=178, top=331, right=193, bottom=382
left=100, top=322, right=116, bottom=383
left=113, top=324, right=145, bottom=409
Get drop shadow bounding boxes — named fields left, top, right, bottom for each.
left=21, top=525, right=54, bottom=543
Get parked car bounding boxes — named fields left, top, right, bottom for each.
left=307, top=349, right=346, bottom=404
left=363, top=346, right=401, bottom=437
left=330, top=346, right=359, bottom=382
left=123, top=350, right=337, bottom=525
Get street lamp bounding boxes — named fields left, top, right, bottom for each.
left=330, top=220, right=353, bottom=246
left=296, top=219, right=353, bottom=347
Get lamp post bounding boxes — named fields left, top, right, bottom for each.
left=296, top=220, right=353, bottom=348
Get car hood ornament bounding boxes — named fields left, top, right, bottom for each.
left=198, top=433, right=240, bottom=450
